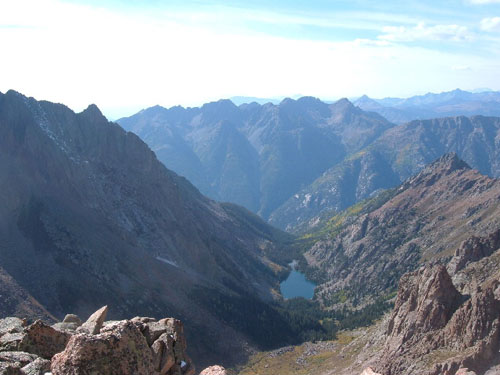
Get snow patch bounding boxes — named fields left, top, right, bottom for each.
left=155, top=256, right=179, bottom=268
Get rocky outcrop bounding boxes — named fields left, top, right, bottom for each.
left=376, top=265, right=500, bottom=375
left=0, top=307, right=195, bottom=375
left=448, top=229, right=500, bottom=274
left=51, top=320, right=155, bottom=375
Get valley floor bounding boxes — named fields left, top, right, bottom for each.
left=231, top=324, right=384, bottom=375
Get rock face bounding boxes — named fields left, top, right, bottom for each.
left=385, top=266, right=462, bottom=348
left=375, top=265, right=500, bottom=375
left=0, top=308, right=195, bottom=375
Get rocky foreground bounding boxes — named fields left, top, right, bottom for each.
left=0, top=305, right=228, bottom=375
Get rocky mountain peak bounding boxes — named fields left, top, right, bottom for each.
left=402, top=152, right=471, bottom=189
left=331, top=97, right=356, bottom=112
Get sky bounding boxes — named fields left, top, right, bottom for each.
left=1, top=0, right=500, bottom=119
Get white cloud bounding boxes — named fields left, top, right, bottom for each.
left=452, top=65, right=472, bottom=71
left=468, top=0, right=500, bottom=4
left=0, top=0, right=499, bottom=119
left=378, top=22, right=473, bottom=42
left=480, top=17, right=500, bottom=31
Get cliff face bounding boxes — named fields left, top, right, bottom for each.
left=0, top=90, right=293, bottom=366
left=376, top=264, right=500, bottom=375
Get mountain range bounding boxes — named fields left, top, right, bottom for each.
left=119, top=90, right=500, bottom=232
left=118, top=97, right=394, bottom=220
left=1, top=89, right=500, bottom=374
left=354, top=89, right=500, bottom=124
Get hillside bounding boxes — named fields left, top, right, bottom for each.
left=0, top=90, right=297, bottom=367
left=236, top=154, right=500, bottom=374
left=301, top=153, right=500, bottom=310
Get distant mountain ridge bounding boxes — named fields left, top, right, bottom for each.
left=120, top=90, right=500, bottom=233
left=354, top=88, right=500, bottom=124
left=271, top=115, right=500, bottom=231
left=118, top=97, right=394, bottom=219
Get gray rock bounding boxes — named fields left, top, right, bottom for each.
left=0, top=319, right=26, bottom=337
left=77, top=306, right=108, bottom=335
left=21, top=358, right=51, bottom=375
left=0, top=351, right=38, bottom=366
left=51, top=323, right=78, bottom=334
left=61, top=315, right=81, bottom=326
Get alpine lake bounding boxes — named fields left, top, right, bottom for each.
left=280, top=261, right=317, bottom=299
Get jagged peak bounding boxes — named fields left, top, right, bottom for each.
left=402, top=153, right=471, bottom=190
left=202, top=98, right=238, bottom=111
left=81, top=103, right=105, bottom=121
left=330, top=98, right=356, bottom=112
left=426, top=152, right=471, bottom=173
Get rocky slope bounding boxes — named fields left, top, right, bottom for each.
left=118, top=97, right=393, bottom=218
left=236, top=236, right=500, bottom=375
left=0, top=90, right=296, bottom=367
left=274, top=115, right=500, bottom=231
left=302, top=153, right=500, bottom=310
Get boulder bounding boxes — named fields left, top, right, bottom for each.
left=21, top=357, right=51, bottom=375
left=0, top=333, right=25, bottom=352
left=0, top=319, right=26, bottom=337
left=19, top=321, right=71, bottom=359
left=51, top=320, right=155, bottom=375
left=62, top=315, right=81, bottom=326
left=0, top=352, right=38, bottom=367
left=151, top=333, right=175, bottom=374
left=76, top=306, right=107, bottom=335
left=0, top=362, right=23, bottom=375
left=199, top=365, right=227, bottom=375
left=143, top=318, right=194, bottom=375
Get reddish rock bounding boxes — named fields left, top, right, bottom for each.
left=151, top=333, right=175, bottom=374
left=51, top=320, right=155, bottom=375
left=385, top=265, right=461, bottom=349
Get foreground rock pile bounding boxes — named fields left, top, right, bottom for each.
left=0, top=306, right=198, bottom=375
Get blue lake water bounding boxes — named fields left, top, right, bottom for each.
left=280, top=269, right=316, bottom=299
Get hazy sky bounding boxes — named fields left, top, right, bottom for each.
left=1, top=0, right=500, bottom=119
